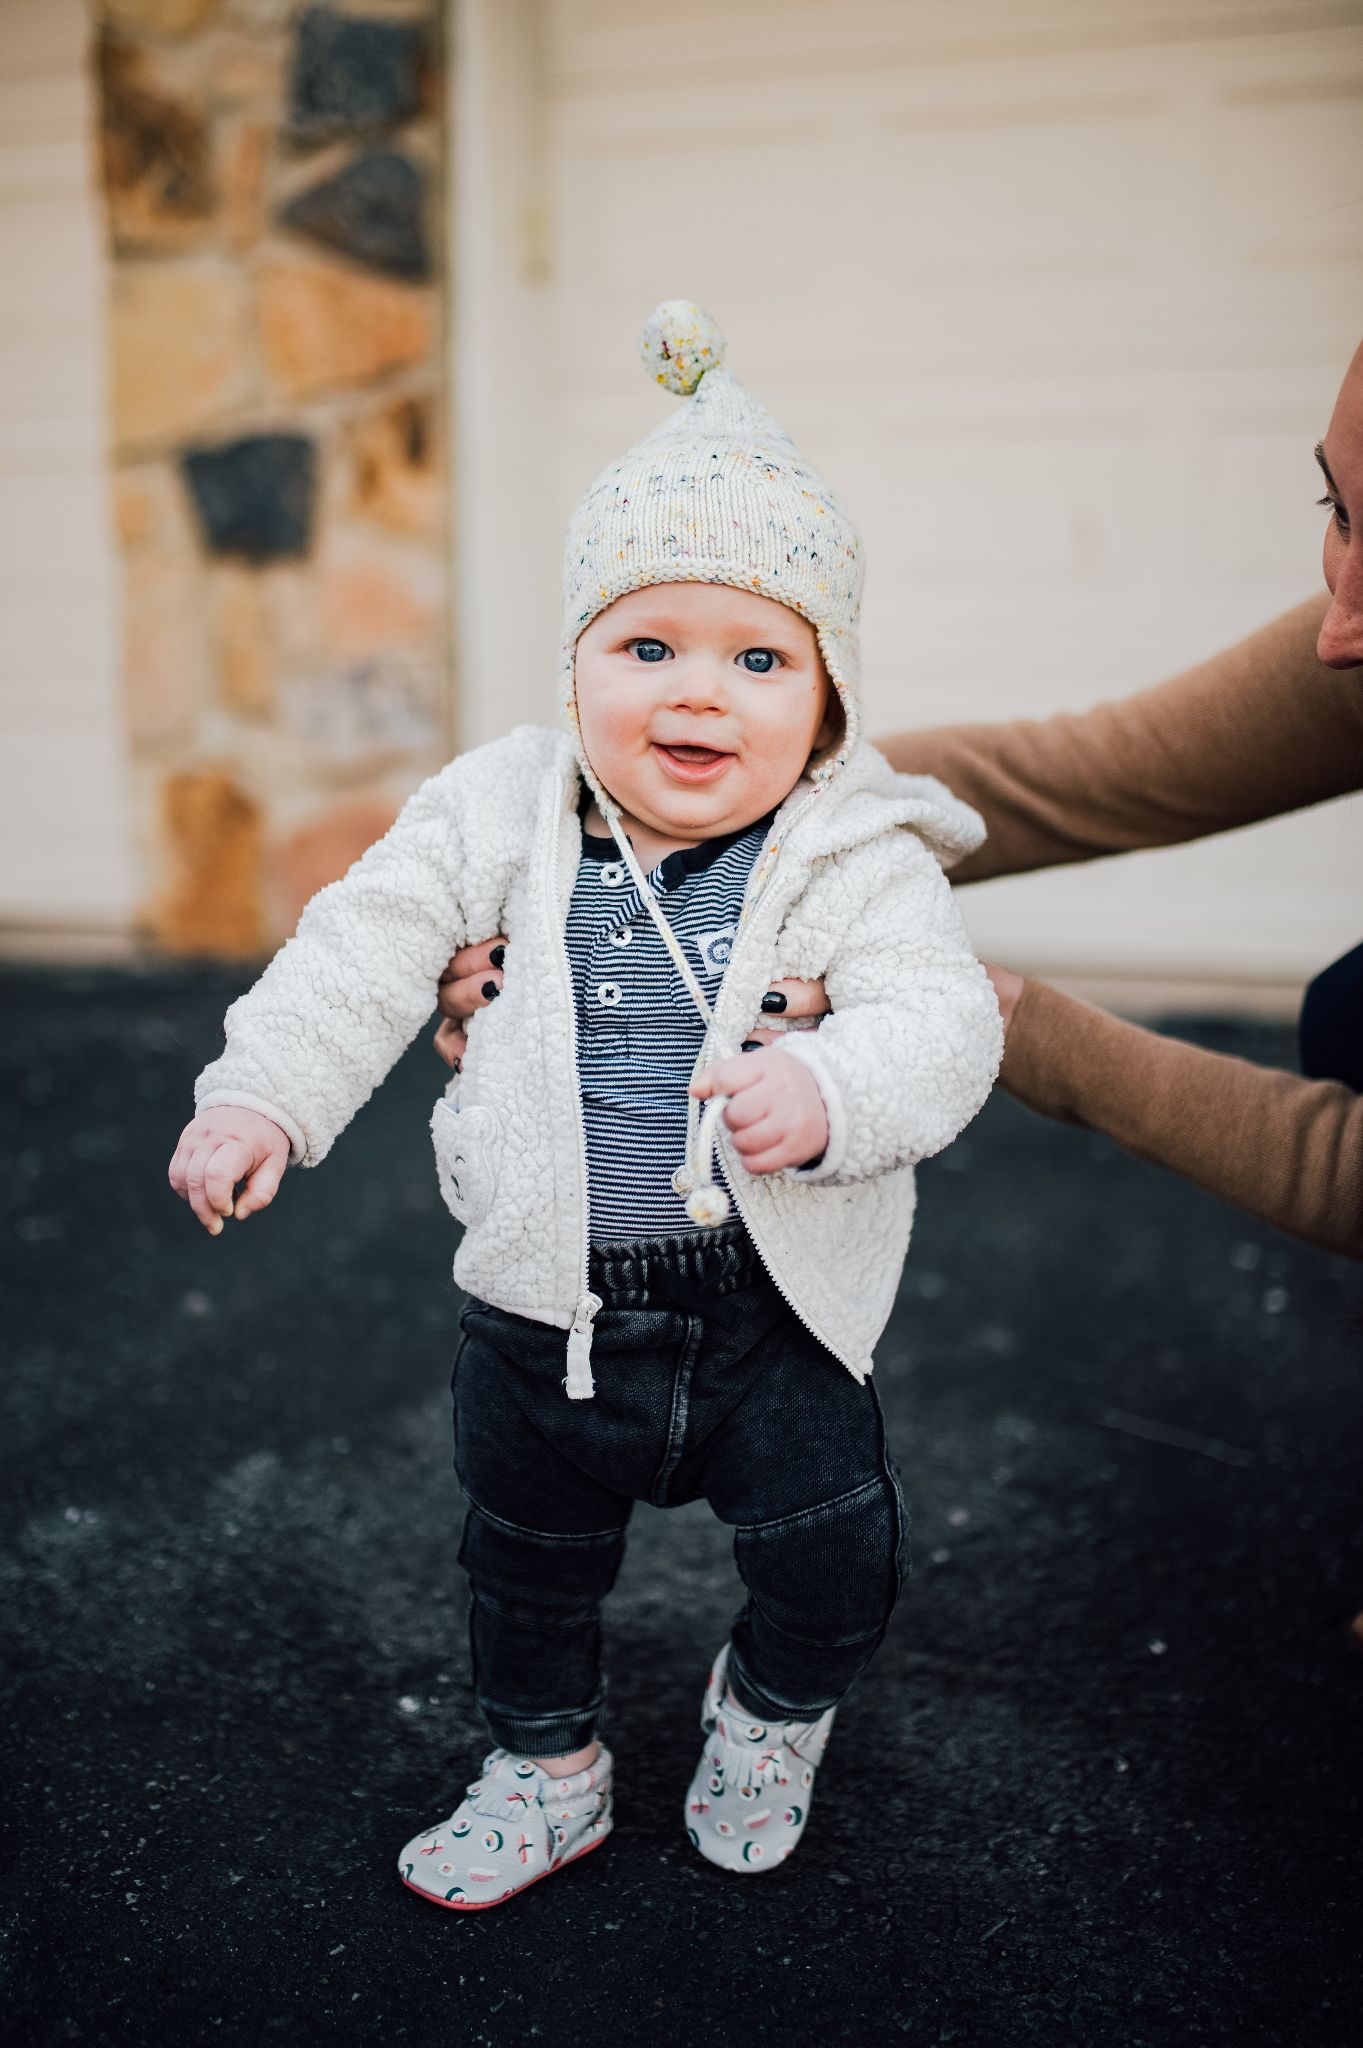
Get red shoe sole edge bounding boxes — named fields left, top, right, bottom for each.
left=400, top=1828, right=608, bottom=1912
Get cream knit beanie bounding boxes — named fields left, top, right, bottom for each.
left=562, top=301, right=864, bottom=784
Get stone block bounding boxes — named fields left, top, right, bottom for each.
left=272, top=793, right=400, bottom=932
left=99, top=0, right=224, bottom=37
left=321, top=536, right=443, bottom=655
left=259, top=564, right=322, bottom=668
left=113, top=470, right=162, bottom=550
left=286, top=7, right=424, bottom=147
left=210, top=564, right=273, bottom=717
left=153, top=769, right=262, bottom=958
left=346, top=394, right=441, bottom=538
left=181, top=433, right=317, bottom=562
left=204, top=34, right=285, bottom=105
left=223, top=119, right=270, bottom=252
left=277, top=150, right=427, bottom=280
left=111, top=263, right=248, bottom=452
left=122, top=549, right=204, bottom=748
left=256, top=257, right=433, bottom=399
left=98, top=37, right=216, bottom=253
left=282, top=653, right=441, bottom=768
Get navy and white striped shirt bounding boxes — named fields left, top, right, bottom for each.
left=568, top=804, right=771, bottom=1244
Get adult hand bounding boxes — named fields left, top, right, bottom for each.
left=433, top=943, right=831, bottom=1068
left=168, top=1106, right=291, bottom=1234
left=745, top=976, right=829, bottom=1047
left=690, top=1047, right=829, bottom=1175
left=984, top=960, right=1025, bottom=1035
left=434, top=937, right=506, bottom=1068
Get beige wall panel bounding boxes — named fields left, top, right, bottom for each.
left=458, top=3, right=1361, bottom=984
left=0, top=1, right=131, bottom=932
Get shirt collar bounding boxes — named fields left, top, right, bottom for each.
left=578, top=791, right=773, bottom=894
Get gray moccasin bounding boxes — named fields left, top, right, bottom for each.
left=683, top=1647, right=835, bottom=1872
left=399, top=1746, right=612, bottom=1910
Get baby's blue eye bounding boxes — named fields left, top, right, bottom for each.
left=629, top=638, right=670, bottom=663
left=739, top=648, right=779, bottom=673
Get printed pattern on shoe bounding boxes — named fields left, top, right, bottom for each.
left=683, top=1647, right=834, bottom=1873
left=399, top=1746, right=612, bottom=1910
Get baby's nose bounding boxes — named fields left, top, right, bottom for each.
left=668, top=659, right=731, bottom=709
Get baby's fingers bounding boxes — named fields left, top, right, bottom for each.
left=691, top=1052, right=763, bottom=1101
left=188, top=1140, right=250, bottom=1234
left=182, top=1143, right=225, bottom=1233
left=235, top=1150, right=286, bottom=1220
left=728, top=1113, right=785, bottom=1162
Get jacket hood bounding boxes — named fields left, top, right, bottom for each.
left=773, top=739, right=987, bottom=870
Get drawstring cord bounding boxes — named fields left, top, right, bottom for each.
left=603, top=803, right=738, bottom=1228
left=563, top=799, right=754, bottom=1402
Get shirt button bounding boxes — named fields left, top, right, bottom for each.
left=597, top=982, right=623, bottom=1007
left=600, top=862, right=626, bottom=889
left=608, top=928, right=633, bottom=948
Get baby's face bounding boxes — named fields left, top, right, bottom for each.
left=574, top=584, right=837, bottom=844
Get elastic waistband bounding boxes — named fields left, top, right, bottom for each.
left=588, top=1221, right=761, bottom=1305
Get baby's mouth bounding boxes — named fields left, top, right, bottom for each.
left=652, top=741, right=735, bottom=784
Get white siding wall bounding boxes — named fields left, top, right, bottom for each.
left=455, top=0, right=1363, bottom=987
left=0, top=0, right=131, bottom=935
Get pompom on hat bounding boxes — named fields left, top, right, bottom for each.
left=562, top=300, right=864, bottom=781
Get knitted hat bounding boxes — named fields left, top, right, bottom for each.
left=562, top=301, right=864, bottom=786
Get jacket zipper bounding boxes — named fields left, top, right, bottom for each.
left=547, top=773, right=603, bottom=1395
left=702, top=787, right=866, bottom=1379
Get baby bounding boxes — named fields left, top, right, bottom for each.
left=169, top=302, right=1002, bottom=1906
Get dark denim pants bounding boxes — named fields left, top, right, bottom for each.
left=451, top=1223, right=909, bottom=1757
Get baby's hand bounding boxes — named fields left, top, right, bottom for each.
left=690, top=1047, right=828, bottom=1175
left=168, top=1107, right=291, bottom=1235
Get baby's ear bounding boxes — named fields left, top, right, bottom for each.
left=810, top=677, right=846, bottom=760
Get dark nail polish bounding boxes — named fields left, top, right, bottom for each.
left=760, top=990, right=787, bottom=1014
left=741, top=1040, right=761, bottom=1053
left=490, top=945, right=505, bottom=968
left=482, top=981, right=500, bottom=1001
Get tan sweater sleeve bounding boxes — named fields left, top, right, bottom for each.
left=1002, top=980, right=1363, bottom=1258
left=882, top=595, right=1363, bottom=884
left=874, top=598, right=1363, bottom=1258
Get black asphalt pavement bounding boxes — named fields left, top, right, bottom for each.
left=2, top=965, right=1360, bottom=2047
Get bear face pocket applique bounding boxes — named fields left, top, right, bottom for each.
left=430, top=1093, right=501, bottom=1229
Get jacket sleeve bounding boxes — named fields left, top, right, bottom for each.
left=772, top=834, right=1004, bottom=1186
left=194, top=759, right=477, bottom=1167
left=1001, top=979, right=1363, bottom=1260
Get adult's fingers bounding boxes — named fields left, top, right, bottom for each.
left=439, top=937, right=507, bottom=986
left=433, top=1018, right=467, bottom=1068
left=762, top=976, right=828, bottom=1021
left=236, top=1150, right=286, bottom=1220
left=436, top=968, right=502, bottom=1022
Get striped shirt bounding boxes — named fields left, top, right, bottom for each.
left=568, top=804, right=771, bottom=1244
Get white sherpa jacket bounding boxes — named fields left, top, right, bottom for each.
left=196, top=726, right=1002, bottom=1391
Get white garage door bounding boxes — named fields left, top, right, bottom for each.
left=0, top=0, right=131, bottom=938
left=456, top=0, right=1363, bottom=989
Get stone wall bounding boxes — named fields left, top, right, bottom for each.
left=95, top=0, right=449, bottom=956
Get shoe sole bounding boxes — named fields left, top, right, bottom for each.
left=400, top=1828, right=608, bottom=1912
